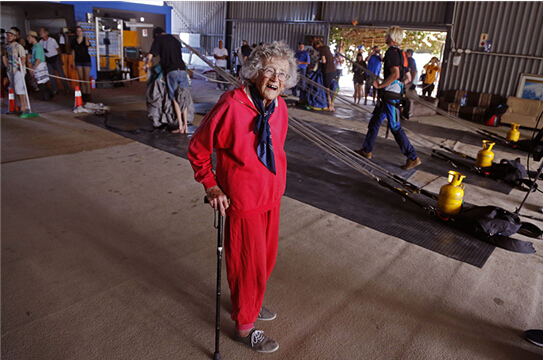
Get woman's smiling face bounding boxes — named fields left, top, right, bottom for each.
left=254, top=57, right=289, bottom=107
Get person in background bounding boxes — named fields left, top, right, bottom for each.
left=2, top=28, right=28, bottom=112
left=365, top=45, right=382, bottom=105
left=10, top=27, right=26, bottom=48
left=188, top=41, right=297, bottom=354
left=292, top=41, right=310, bottom=97
left=10, top=26, right=39, bottom=93
left=235, top=40, right=247, bottom=76
left=39, top=27, right=70, bottom=95
left=27, top=30, right=54, bottom=101
left=357, top=44, right=365, bottom=54
left=241, top=44, right=256, bottom=64
left=143, top=27, right=190, bottom=134
left=405, top=49, right=417, bottom=91
left=1, top=31, right=8, bottom=102
left=314, top=39, right=336, bottom=111
left=333, top=45, right=345, bottom=81
left=304, top=45, right=318, bottom=78
left=213, top=39, right=229, bottom=91
left=352, top=52, right=366, bottom=104
left=71, top=26, right=92, bottom=102
left=356, top=26, right=421, bottom=171
left=422, top=57, right=441, bottom=97
left=241, top=42, right=253, bottom=66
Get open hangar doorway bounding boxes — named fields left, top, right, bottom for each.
left=329, top=25, right=447, bottom=98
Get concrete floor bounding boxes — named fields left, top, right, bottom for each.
left=2, top=76, right=543, bottom=360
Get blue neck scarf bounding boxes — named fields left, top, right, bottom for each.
left=249, top=85, right=276, bottom=175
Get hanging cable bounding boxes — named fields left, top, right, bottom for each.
left=177, top=40, right=542, bottom=224
left=299, top=68, right=452, bottom=157
left=342, top=54, right=511, bottom=146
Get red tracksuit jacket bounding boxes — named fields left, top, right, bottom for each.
left=188, top=86, right=289, bottom=218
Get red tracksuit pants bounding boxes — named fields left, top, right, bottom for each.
left=224, top=203, right=281, bottom=331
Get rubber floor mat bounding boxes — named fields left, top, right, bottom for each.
left=78, top=111, right=495, bottom=267
left=284, top=130, right=494, bottom=268
left=305, top=121, right=516, bottom=194
left=402, top=121, right=528, bottom=156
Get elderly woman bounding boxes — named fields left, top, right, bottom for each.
left=188, top=41, right=297, bottom=353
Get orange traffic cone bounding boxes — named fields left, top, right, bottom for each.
left=6, top=88, right=20, bottom=114
left=74, top=86, right=83, bottom=109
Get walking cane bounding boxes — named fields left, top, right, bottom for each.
left=205, top=197, right=224, bottom=360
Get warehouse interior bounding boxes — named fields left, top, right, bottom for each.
left=2, top=1, right=543, bottom=359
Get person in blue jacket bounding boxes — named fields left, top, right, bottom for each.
left=293, top=41, right=310, bottom=97
left=365, top=45, right=382, bottom=105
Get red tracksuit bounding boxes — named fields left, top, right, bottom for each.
left=188, top=86, right=288, bottom=330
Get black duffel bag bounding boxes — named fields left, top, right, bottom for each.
left=453, top=205, right=522, bottom=237
left=488, top=158, right=527, bottom=183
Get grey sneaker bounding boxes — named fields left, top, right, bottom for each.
left=258, top=306, right=276, bottom=321
left=234, top=329, right=279, bottom=353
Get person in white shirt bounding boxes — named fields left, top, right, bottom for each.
left=39, top=27, right=70, bottom=94
left=333, top=45, right=345, bottom=81
left=213, top=39, right=229, bottom=90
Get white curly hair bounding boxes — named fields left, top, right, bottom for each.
left=239, top=41, right=298, bottom=89
left=387, top=26, right=404, bottom=45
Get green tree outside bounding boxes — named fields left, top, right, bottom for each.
left=330, top=27, right=446, bottom=66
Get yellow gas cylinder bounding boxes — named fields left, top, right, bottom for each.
left=437, top=171, right=466, bottom=215
left=475, top=140, right=495, bottom=168
left=506, top=123, right=520, bottom=142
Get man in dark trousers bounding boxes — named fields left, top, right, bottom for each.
left=39, top=27, right=70, bottom=94
left=406, top=49, right=417, bottom=90
left=356, top=26, right=421, bottom=171
left=365, top=45, right=382, bottom=105
left=143, top=27, right=189, bottom=133
left=293, top=41, right=310, bottom=97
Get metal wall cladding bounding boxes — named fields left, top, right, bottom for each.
left=322, top=1, right=449, bottom=26
left=168, top=1, right=543, bottom=97
left=443, top=53, right=543, bottom=98
left=452, top=1, right=543, bottom=54
left=168, top=1, right=226, bottom=36
left=228, top=2, right=317, bottom=21
left=442, top=1, right=543, bottom=97
left=231, top=22, right=329, bottom=55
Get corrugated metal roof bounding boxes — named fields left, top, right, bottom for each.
left=231, top=21, right=328, bottom=53
left=168, top=1, right=225, bottom=35
left=228, top=2, right=317, bottom=22
left=322, top=1, right=449, bottom=27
